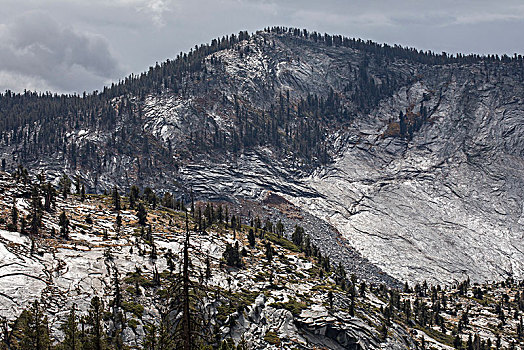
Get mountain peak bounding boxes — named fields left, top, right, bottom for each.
left=0, top=25, right=524, bottom=309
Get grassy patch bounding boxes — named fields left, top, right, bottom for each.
left=265, top=232, right=300, bottom=252
left=263, top=331, right=281, bottom=346
left=414, top=325, right=455, bottom=347
left=270, top=297, right=308, bottom=316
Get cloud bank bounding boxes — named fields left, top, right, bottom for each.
left=0, top=12, right=123, bottom=93
left=1, top=0, right=523, bottom=94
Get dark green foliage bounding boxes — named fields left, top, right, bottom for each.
left=327, top=291, right=334, bottom=309
left=19, top=301, right=50, bottom=350
left=121, top=301, right=144, bottom=318
left=204, top=203, right=214, bottom=226
left=129, top=186, right=140, bottom=209
left=86, top=296, right=105, bottom=350
left=379, top=321, right=388, bottom=342
left=223, top=242, right=242, bottom=267
left=29, top=186, right=42, bottom=237
left=143, top=187, right=157, bottom=208
left=275, top=220, right=284, bottom=237
left=60, top=304, right=81, bottom=350
left=20, top=217, right=27, bottom=235
left=115, top=212, right=122, bottom=232
left=136, top=203, right=147, bottom=226
left=59, top=211, right=70, bottom=238
left=112, top=187, right=121, bottom=211
left=291, top=225, right=304, bottom=247
left=360, top=282, right=366, bottom=297
left=59, top=174, right=72, bottom=199
left=270, top=297, right=308, bottom=317
left=42, top=182, right=56, bottom=211
left=263, top=331, right=280, bottom=346
left=453, top=334, right=462, bottom=349
left=247, top=228, right=255, bottom=247
left=334, top=263, right=347, bottom=287
left=74, top=176, right=81, bottom=195
left=13, top=166, right=30, bottom=184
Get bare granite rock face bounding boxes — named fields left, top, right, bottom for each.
left=159, top=34, right=524, bottom=285
left=2, top=30, right=524, bottom=286
left=290, top=66, right=524, bottom=284
left=0, top=172, right=419, bottom=349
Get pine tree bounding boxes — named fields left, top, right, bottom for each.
left=129, top=185, right=140, bottom=209
left=148, top=211, right=215, bottom=349
left=217, top=205, right=223, bottom=223
left=29, top=186, right=42, bottom=237
left=143, top=323, right=158, bottom=350
left=275, top=220, right=284, bottom=237
left=360, top=282, right=366, bottom=297
left=61, top=304, right=81, bottom=350
left=20, top=216, right=27, bottom=235
left=453, top=334, right=462, bottom=349
left=59, top=211, right=70, bottom=238
left=230, top=215, right=236, bottom=239
left=0, top=316, right=19, bottom=350
left=86, top=296, right=105, bottom=350
left=379, top=320, right=388, bottom=342
left=247, top=229, right=255, bottom=247
left=19, top=301, right=50, bottom=350
left=348, top=290, right=355, bottom=317
left=292, top=225, right=304, bottom=247
left=75, top=176, right=81, bottom=195
left=59, top=174, right=72, bottom=199
left=467, top=334, right=473, bottom=350
left=112, top=187, right=121, bottom=211
left=327, top=290, right=334, bottom=309
left=222, top=242, right=242, bottom=267
left=115, top=212, right=122, bottom=234
left=137, top=202, right=147, bottom=226
left=190, top=189, right=195, bottom=218
left=158, top=315, right=175, bottom=350
left=43, top=182, right=56, bottom=211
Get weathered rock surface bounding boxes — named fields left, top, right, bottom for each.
left=132, top=34, right=524, bottom=285
left=290, top=68, right=524, bottom=284
left=2, top=30, right=524, bottom=286
left=0, top=173, right=414, bottom=349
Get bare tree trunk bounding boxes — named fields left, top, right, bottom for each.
left=182, top=212, right=191, bottom=350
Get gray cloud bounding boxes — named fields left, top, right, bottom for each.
left=0, top=11, right=122, bottom=93
left=1, top=0, right=523, bottom=94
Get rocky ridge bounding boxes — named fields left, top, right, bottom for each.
left=1, top=172, right=524, bottom=349
left=1, top=28, right=524, bottom=286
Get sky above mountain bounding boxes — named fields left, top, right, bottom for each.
left=1, top=0, right=523, bottom=94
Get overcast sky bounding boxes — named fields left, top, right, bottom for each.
left=1, top=0, right=523, bottom=94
